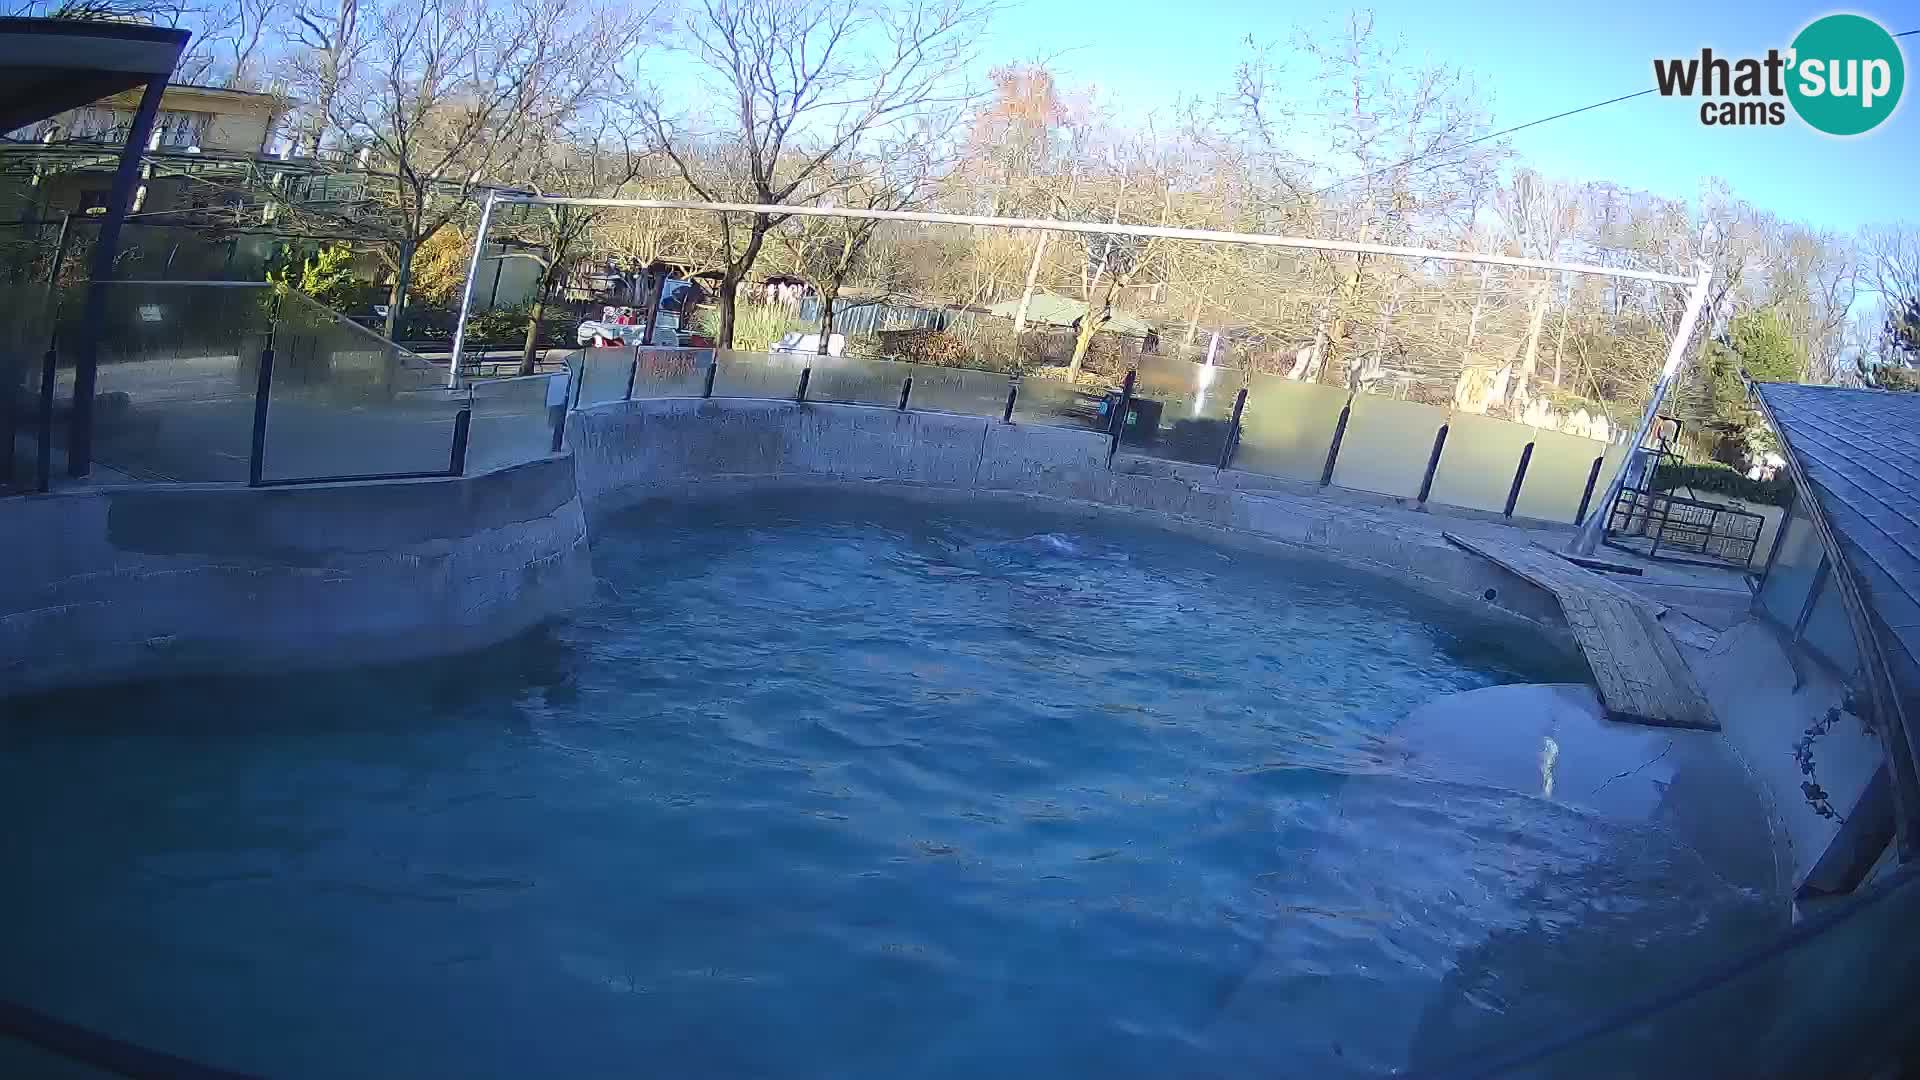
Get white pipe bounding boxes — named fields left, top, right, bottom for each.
left=492, top=196, right=1697, bottom=286
left=1568, top=263, right=1715, bottom=556
left=447, top=189, right=498, bottom=389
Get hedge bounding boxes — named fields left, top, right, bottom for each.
left=1649, top=460, right=1794, bottom=507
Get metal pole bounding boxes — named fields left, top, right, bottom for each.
left=448, top=189, right=499, bottom=389
left=1569, top=263, right=1713, bottom=556
left=1216, top=386, right=1248, bottom=470
left=69, top=75, right=168, bottom=478
left=247, top=292, right=282, bottom=486
left=499, top=196, right=1698, bottom=286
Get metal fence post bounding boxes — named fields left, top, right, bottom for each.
left=639, top=266, right=663, bottom=348
left=1107, top=369, right=1136, bottom=462
left=623, top=345, right=640, bottom=401
left=449, top=407, right=472, bottom=476
left=1320, top=395, right=1354, bottom=487
left=1504, top=443, right=1535, bottom=518
left=1217, top=386, right=1248, bottom=470
left=247, top=291, right=284, bottom=488
left=898, top=376, right=913, bottom=410
left=1002, top=377, right=1018, bottom=423
left=796, top=366, right=811, bottom=403
left=702, top=360, right=718, bottom=398
left=246, top=341, right=275, bottom=487
left=1416, top=424, right=1450, bottom=504
left=1574, top=456, right=1604, bottom=526
left=35, top=340, right=56, bottom=493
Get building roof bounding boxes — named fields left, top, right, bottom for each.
left=0, top=17, right=189, bottom=134
left=1754, top=382, right=1920, bottom=707
left=984, top=293, right=1154, bottom=337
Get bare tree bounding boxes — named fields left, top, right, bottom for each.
left=640, top=0, right=989, bottom=348
left=497, top=102, right=654, bottom=373
left=779, top=140, right=939, bottom=354
left=281, top=0, right=641, bottom=338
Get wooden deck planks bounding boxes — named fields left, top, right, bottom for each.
left=1444, top=532, right=1718, bottom=731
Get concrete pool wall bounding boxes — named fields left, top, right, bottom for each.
left=0, top=454, right=592, bottom=697
left=564, top=396, right=1573, bottom=642
left=2, top=396, right=1584, bottom=697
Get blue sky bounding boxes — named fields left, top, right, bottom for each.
left=978, top=0, right=1916, bottom=234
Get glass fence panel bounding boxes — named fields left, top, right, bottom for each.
left=570, top=347, right=635, bottom=408
left=631, top=347, right=713, bottom=399
left=1425, top=411, right=1535, bottom=515
left=1513, top=428, right=1608, bottom=525
left=1, top=284, right=60, bottom=489
left=905, top=363, right=1012, bottom=419
left=1010, top=375, right=1107, bottom=430
left=1331, top=392, right=1449, bottom=499
left=806, top=354, right=913, bottom=409
left=711, top=350, right=809, bottom=400
left=1759, top=500, right=1821, bottom=628
left=1799, top=573, right=1859, bottom=675
left=1598, top=440, right=1634, bottom=499
left=1446, top=867, right=1920, bottom=1080
left=59, top=282, right=273, bottom=483
left=1232, top=376, right=1349, bottom=482
left=261, top=295, right=463, bottom=482
left=1124, top=355, right=1242, bottom=466
left=467, top=373, right=560, bottom=474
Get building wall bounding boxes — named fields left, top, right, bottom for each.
left=11, top=85, right=278, bottom=154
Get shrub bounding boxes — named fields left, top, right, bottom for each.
left=1650, top=460, right=1794, bottom=507
left=695, top=300, right=807, bottom=352
left=266, top=243, right=361, bottom=312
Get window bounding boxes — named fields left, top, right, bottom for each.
left=48, top=108, right=210, bottom=147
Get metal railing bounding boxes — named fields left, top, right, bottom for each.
left=562, top=343, right=1632, bottom=528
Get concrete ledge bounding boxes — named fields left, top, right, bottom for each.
left=0, top=456, right=592, bottom=698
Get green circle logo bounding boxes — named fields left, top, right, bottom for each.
left=1787, top=14, right=1904, bottom=136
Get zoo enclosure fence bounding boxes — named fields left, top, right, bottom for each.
left=564, top=342, right=1645, bottom=534
left=1, top=281, right=563, bottom=492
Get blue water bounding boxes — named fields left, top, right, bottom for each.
left=0, top=492, right=1779, bottom=1078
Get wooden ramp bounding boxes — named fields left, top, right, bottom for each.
left=1444, top=532, right=1719, bottom=731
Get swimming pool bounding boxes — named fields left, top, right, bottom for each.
left=0, top=491, right=1781, bottom=1078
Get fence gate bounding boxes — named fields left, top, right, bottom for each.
left=1605, top=486, right=1765, bottom=569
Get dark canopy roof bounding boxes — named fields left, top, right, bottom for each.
left=1757, top=384, right=1920, bottom=671
left=0, top=17, right=189, bottom=134
left=1754, top=382, right=1920, bottom=865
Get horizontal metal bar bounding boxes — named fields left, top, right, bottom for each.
left=250, top=470, right=452, bottom=487
left=497, top=196, right=1697, bottom=285
left=100, top=279, right=273, bottom=288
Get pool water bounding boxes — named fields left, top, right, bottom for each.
left=0, top=492, right=1780, bottom=1078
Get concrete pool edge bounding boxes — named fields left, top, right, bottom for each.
left=0, top=454, right=593, bottom=698
left=566, top=397, right=1578, bottom=656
